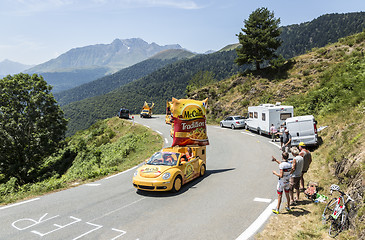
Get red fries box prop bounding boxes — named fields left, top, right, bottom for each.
left=171, top=98, right=209, bottom=147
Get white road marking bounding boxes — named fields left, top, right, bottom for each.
left=72, top=221, right=102, bottom=240
left=0, top=198, right=40, bottom=211
left=241, top=131, right=256, bottom=137
left=32, top=216, right=82, bottom=237
left=89, top=197, right=147, bottom=222
left=268, top=141, right=281, bottom=149
left=143, top=125, right=150, bottom=128
left=236, top=200, right=278, bottom=240
left=253, top=197, right=271, bottom=203
left=12, top=213, right=59, bottom=231
left=110, top=228, right=127, bottom=240
left=104, top=166, right=138, bottom=180
left=85, top=183, right=101, bottom=187
left=165, top=138, right=168, bottom=144
left=155, top=130, right=162, bottom=135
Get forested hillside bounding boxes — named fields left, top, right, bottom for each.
left=278, top=12, right=365, bottom=58
left=63, top=50, right=246, bottom=136
left=41, top=67, right=109, bottom=93
left=190, top=31, right=365, bottom=239
left=54, top=49, right=195, bottom=106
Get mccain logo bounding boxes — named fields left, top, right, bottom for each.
left=183, top=109, right=204, bottom=119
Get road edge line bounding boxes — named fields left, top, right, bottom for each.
left=0, top=198, right=40, bottom=211
left=235, top=199, right=278, bottom=240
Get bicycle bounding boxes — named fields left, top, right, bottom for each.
left=322, top=184, right=354, bottom=237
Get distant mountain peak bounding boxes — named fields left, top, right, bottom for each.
left=0, top=59, right=34, bottom=76
left=26, top=38, right=185, bottom=73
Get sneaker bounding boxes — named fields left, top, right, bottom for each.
left=285, top=207, right=292, bottom=212
left=272, top=209, right=279, bottom=214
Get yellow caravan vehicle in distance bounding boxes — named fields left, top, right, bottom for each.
left=165, top=101, right=172, bottom=124
left=133, top=146, right=206, bottom=192
left=140, top=101, right=154, bottom=118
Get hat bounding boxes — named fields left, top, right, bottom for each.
left=285, top=129, right=289, bottom=133
left=291, top=147, right=299, bottom=155
left=299, top=142, right=306, bottom=147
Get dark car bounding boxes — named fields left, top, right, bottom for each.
left=118, top=108, right=130, bottom=119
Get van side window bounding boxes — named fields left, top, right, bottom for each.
left=262, top=113, right=266, bottom=121
left=249, top=112, right=253, bottom=118
left=254, top=112, right=258, bottom=119
left=280, top=113, right=292, bottom=120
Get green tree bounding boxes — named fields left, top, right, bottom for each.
left=186, top=71, right=217, bottom=96
left=0, top=73, right=68, bottom=184
left=236, top=7, right=282, bottom=70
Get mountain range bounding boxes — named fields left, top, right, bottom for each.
left=0, top=59, right=34, bottom=78
left=54, top=49, right=195, bottom=106
left=21, top=38, right=186, bottom=92
left=26, top=38, right=183, bottom=73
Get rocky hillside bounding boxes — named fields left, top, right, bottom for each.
left=190, top=31, right=365, bottom=239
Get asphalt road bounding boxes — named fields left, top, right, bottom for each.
left=0, top=115, right=283, bottom=240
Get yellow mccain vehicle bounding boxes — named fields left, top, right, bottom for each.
left=165, top=101, right=172, bottom=124
left=133, top=146, right=206, bottom=192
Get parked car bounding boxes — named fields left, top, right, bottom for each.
left=118, top=108, right=130, bottom=119
left=220, top=116, right=246, bottom=129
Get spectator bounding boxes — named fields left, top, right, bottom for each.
left=289, top=147, right=304, bottom=205
left=282, top=129, right=292, bottom=153
left=299, top=142, right=312, bottom=191
left=272, top=152, right=292, bottom=214
left=279, top=124, right=285, bottom=147
left=270, top=124, right=278, bottom=142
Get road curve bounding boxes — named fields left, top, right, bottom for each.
left=1, top=115, right=282, bottom=240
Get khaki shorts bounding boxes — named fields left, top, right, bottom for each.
left=290, top=177, right=301, bottom=190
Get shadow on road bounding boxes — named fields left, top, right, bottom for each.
left=136, top=168, right=235, bottom=198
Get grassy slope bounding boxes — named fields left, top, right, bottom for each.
left=0, top=117, right=163, bottom=204
left=190, top=32, right=365, bottom=239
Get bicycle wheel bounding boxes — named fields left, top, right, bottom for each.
left=322, top=198, right=337, bottom=223
left=329, top=210, right=348, bottom=238
left=329, top=217, right=341, bottom=237
left=340, top=210, right=349, bottom=231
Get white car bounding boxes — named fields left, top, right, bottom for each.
left=220, top=116, right=246, bottom=129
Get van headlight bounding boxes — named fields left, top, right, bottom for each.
left=134, top=170, right=138, bottom=177
left=162, top=172, right=171, bottom=180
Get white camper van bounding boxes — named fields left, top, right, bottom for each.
left=285, top=115, right=318, bottom=146
left=246, top=103, right=294, bottom=135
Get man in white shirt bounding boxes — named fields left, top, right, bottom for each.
left=272, top=152, right=292, bottom=214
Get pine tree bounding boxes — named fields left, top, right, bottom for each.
left=236, top=7, right=282, bottom=70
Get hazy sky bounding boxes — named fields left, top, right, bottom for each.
left=1, top=0, right=365, bottom=65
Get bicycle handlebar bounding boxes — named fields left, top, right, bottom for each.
left=330, top=188, right=354, bottom=203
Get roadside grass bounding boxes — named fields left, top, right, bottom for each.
left=0, top=117, right=163, bottom=205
